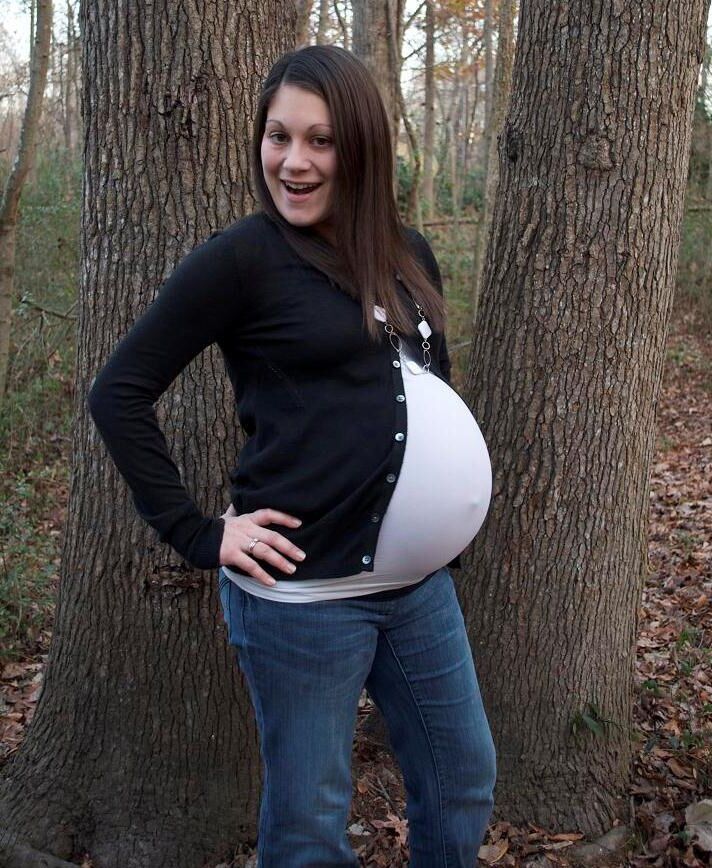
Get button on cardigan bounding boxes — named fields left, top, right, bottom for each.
left=87, top=211, right=463, bottom=580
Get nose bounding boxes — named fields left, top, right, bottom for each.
left=282, top=141, right=312, bottom=172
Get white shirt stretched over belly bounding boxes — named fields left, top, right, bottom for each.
left=223, top=340, right=492, bottom=602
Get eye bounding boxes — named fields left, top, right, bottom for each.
left=312, top=136, right=332, bottom=147
left=268, top=132, right=288, bottom=144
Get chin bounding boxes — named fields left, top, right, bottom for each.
left=278, top=210, right=326, bottom=231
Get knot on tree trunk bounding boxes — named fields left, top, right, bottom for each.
left=577, top=134, right=614, bottom=170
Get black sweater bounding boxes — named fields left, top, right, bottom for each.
left=88, top=211, right=463, bottom=580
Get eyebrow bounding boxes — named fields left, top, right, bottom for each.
left=265, top=119, right=333, bottom=130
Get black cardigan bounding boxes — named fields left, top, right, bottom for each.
left=88, top=211, right=463, bottom=579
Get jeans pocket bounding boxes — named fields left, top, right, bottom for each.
left=218, top=570, right=246, bottom=650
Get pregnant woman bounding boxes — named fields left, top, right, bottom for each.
left=88, top=44, right=497, bottom=868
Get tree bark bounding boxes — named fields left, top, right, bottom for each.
left=0, top=2, right=295, bottom=867
left=0, top=0, right=52, bottom=403
left=460, top=0, right=710, bottom=836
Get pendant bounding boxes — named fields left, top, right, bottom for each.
left=374, top=304, right=387, bottom=322
left=417, top=319, right=432, bottom=340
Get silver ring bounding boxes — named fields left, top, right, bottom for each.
left=247, top=537, right=259, bottom=553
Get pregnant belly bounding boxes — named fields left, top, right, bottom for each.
left=373, top=356, right=492, bottom=577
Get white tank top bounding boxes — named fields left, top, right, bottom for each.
left=223, top=320, right=492, bottom=602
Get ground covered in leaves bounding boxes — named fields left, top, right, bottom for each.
left=1, top=315, right=710, bottom=867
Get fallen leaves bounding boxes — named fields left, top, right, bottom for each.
left=684, top=800, right=712, bottom=852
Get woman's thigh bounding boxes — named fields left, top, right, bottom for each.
left=364, top=567, right=497, bottom=864
left=217, top=570, right=382, bottom=804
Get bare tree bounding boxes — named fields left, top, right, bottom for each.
left=316, top=0, right=331, bottom=44
left=61, top=0, right=80, bottom=153
left=0, top=1, right=295, bottom=866
left=422, top=0, right=436, bottom=219
left=0, top=0, right=52, bottom=404
left=333, top=0, right=350, bottom=49
left=461, top=0, right=711, bottom=835
left=352, top=0, right=405, bottom=165
left=482, top=0, right=494, bottom=164
left=296, top=0, right=314, bottom=46
left=472, top=0, right=516, bottom=323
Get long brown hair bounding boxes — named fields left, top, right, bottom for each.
left=251, top=44, right=446, bottom=342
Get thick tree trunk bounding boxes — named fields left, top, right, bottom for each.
left=460, top=0, right=710, bottom=836
left=0, top=0, right=52, bottom=403
left=0, top=2, right=295, bottom=867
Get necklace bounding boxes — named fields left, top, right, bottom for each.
left=374, top=288, right=433, bottom=375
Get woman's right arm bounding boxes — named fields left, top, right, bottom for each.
left=87, top=229, right=242, bottom=570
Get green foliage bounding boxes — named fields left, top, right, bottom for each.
left=641, top=678, right=663, bottom=697
left=0, top=146, right=79, bottom=663
left=0, top=146, right=80, bottom=460
left=395, top=155, right=414, bottom=213
left=571, top=704, right=606, bottom=739
left=434, top=169, right=483, bottom=216
left=676, top=626, right=703, bottom=650
left=676, top=208, right=712, bottom=330
left=570, top=702, right=623, bottom=742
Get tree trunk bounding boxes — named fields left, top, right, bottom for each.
left=295, top=0, right=313, bottom=47
left=0, top=2, right=295, bottom=867
left=316, top=0, right=330, bottom=44
left=460, top=0, right=710, bottom=836
left=422, top=0, right=436, bottom=219
left=482, top=0, right=494, bottom=166
left=62, top=0, right=78, bottom=154
left=351, top=0, right=404, bottom=168
left=0, top=0, right=52, bottom=404
left=471, top=0, right=516, bottom=325
left=398, top=70, right=422, bottom=229
left=333, top=0, right=350, bottom=50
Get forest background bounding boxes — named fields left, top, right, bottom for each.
left=0, top=1, right=711, bottom=866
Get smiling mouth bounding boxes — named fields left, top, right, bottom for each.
left=282, top=180, right=322, bottom=195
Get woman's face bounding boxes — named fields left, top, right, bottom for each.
left=261, top=84, right=337, bottom=243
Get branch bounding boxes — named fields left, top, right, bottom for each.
left=19, top=296, right=78, bottom=320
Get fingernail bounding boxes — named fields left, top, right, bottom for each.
left=287, top=564, right=296, bottom=573
left=267, top=579, right=277, bottom=585
left=293, top=518, right=302, bottom=525
left=296, top=551, right=306, bottom=560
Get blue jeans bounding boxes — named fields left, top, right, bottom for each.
left=218, top=565, right=496, bottom=868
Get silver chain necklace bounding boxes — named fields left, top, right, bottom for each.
left=374, top=279, right=433, bottom=374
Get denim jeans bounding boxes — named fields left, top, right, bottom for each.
left=217, top=565, right=497, bottom=868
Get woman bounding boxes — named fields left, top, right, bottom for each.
left=89, top=44, right=496, bottom=868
